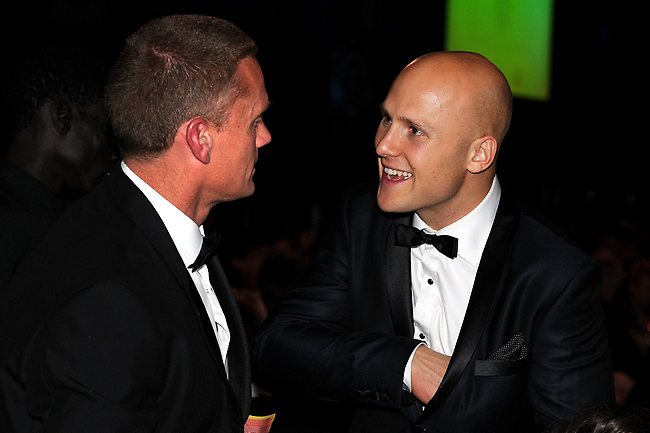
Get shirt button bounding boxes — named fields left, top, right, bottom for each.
left=427, top=278, right=433, bottom=285
left=419, top=333, right=425, bottom=340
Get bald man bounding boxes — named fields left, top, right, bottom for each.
left=253, top=51, right=614, bottom=433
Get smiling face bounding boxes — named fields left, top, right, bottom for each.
left=208, top=57, right=271, bottom=202
left=375, top=52, right=511, bottom=229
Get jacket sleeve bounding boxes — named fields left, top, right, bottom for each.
left=253, top=186, right=420, bottom=409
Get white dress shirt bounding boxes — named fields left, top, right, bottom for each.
left=121, top=161, right=231, bottom=374
left=403, top=176, right=501, bottom=391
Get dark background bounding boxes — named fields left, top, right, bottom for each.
left=3, top=0, right=647, bottom=252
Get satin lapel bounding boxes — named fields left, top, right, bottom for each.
left=421, top=193, right=520, bottom=418
left=105, top=165, right=228, bottom=379
left=106, top=165, right=191, bottom=286
left=207, top=255, right=251, bottom=419
left=184, top=270, right=229, bottom=375
left=386, top=216, right=415, bottom=337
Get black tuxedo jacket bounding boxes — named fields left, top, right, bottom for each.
left=0, top=158, right=69, bottom=288
left=0, top=164, right=250, bottom=432
left=254, top=181, right=614, bottom=433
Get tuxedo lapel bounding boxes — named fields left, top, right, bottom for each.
left=106, top=165, right=191, bottom=288
left=386, top=216, right=415, bottom=337
left=105, top=165, right=231, bottom=386
left=421, top=193, right=520, bottom=419
left=207, top=255, right=252, bottom=419
left=185, top=270, right=230, bottom=374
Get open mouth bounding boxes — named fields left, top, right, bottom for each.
left=383, top=166, right=412, bottom=180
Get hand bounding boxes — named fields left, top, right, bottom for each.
left=411, top=345, right=451, bottom=405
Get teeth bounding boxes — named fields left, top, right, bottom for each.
left=384, top=167, right=412, bottom=180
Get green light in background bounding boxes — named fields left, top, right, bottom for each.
left=445, top=0, right=553, bottom=101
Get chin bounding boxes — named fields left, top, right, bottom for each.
left=378, top=190, right=417, bottom=215
left=377, top=196, right=404, bottom=214
left=243, top=183, right=255, bottom=197
left=379, top=204, right=411, bottom=214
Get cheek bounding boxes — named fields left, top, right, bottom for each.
left=219, top=137, right=256, bottom=173
left=413, top=149, right=464, bottom=189
left=411, top=148, right=440, bottom=177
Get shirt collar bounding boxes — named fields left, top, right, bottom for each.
left=121, top=161, right=204, bottom=269
left=413, top=176, right=501, bottom=267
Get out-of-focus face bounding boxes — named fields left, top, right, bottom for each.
left=375, top=56, right=476, bottom=228
left=60, top=99, right=116, bottom=198
left=208, top=57, right=271, bottom=202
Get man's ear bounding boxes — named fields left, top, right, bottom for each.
left=185, top=117, right=213, bottom=164
left=467, top=136, right=497, bottom=174
left=49, top=101, right=72, bottom=135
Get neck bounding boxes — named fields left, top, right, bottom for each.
left=418, top=175, right=494, bottom=230
left=6, top=141, right=65, bottom=194
left=124, top=157, right=208, bottom=226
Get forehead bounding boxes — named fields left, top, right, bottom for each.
left=232, top=57, right=268, bottom=114
left=237, top=57, right=264, bottom=87
left=384, top=66, right=458, bottom=124
left=237, top=58, right=266, bottom=99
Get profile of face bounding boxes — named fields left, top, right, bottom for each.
left=37, top=98, right=117, bottom=200
left=3, top=44, right=115, bottom=200
left=374, top=52, right=503, bottom=228
left=206, top=57, right=271, bottom=202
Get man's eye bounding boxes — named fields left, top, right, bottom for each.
left=408, top=126, right=423, bottom=136
left=381, top=115, right=392, bottom=126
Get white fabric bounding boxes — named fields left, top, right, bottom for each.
left=121, top=161, right=230, bottom=373
left=403, top=176, right=501, bottom=390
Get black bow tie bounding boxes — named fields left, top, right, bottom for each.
left=189, top=230, right=220, bottom=272
left=394, top=224, right=458, bottom=259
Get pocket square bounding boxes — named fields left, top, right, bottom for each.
left=488, top=332, right=528, bottom=361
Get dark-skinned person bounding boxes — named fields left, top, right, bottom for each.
left=0, top=43, right=115, bottom=288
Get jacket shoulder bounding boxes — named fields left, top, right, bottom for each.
left=338, top=181, right=409, bottom=224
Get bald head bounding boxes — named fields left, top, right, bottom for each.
left=375, top=51, right=514, bottom=226
left=396, top=51, right=513, bottom=143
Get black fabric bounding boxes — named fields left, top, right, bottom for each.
left=394, top=224, right=458, bottom=259
left=189, top=230, right=220, bottom=272
left=254, top=181, right=614, bottom=433
left=0, top=165, right=249, bottom=432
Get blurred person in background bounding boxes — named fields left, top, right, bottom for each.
left=0, top=43, right=115, bottom=288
